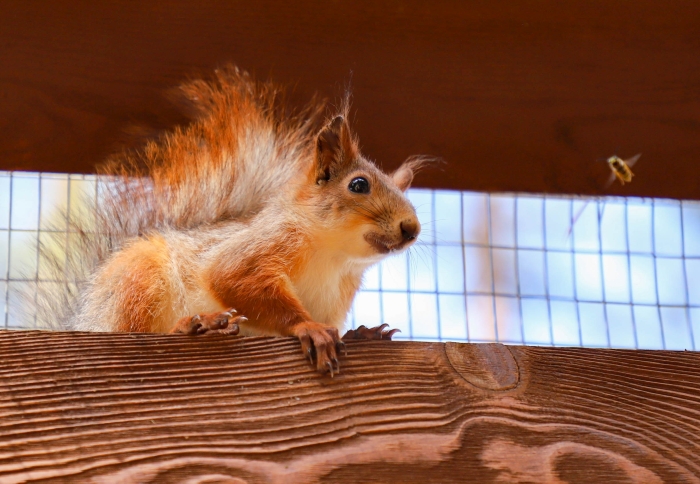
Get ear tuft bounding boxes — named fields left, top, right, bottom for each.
left=392, top=155, right=439, bottom=192
left=314, top=115, right=357, bottom=183
left=329, top=114, right=344, bottom=131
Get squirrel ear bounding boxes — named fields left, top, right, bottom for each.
left=315, top=115, right=356, bottom=183
left=393, top=166, right=414, bottom=192
left=392, top=155, right=435, bottom=192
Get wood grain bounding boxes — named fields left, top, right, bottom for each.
left=2, top=1, right=700, bottom=198
left=0, top=331, right=698, bottom=482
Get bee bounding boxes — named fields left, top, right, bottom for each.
left=605, top=153, right=641, bottom=187
left=567, top=153, right=642, bottom=237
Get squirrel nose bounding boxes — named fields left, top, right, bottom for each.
left=400, top=219, right=420, bottom=241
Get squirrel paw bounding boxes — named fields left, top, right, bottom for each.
left=292, top=322, right=343, bottom=376
left=342, top=323, right=400, bottom=341
left=170, top=308, right=246, bottom=336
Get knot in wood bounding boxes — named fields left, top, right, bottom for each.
left=445, top=342, right=519, bottom=391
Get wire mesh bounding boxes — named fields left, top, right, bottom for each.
left=1, top=171, right=699, bottom=350
left=348, top=189, right=700, bottom=350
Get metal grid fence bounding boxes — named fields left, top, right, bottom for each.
left=1, top=172, right=100, bottom=329
left=2, top=171, right=699, bottom=350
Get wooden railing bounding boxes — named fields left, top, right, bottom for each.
left=0, top=331, right=698, bottom=482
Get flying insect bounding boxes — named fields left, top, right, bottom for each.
left=567, top=153, right=642, bottom=237
left=605, top=153, right=641, bottom=187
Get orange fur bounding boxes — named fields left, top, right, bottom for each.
left=208, top=245, right=313, bottom=335
left=98, top=236, right=172, bottom=333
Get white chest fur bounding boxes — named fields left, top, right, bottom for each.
left=291, top=251, right=364, bottom=329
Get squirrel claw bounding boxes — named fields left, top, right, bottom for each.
left=292, top=322, right=342, bottom=375
left=342, top=324, right=400, bottom=341
left=170, top=309, right=244, bottom=336
left=336, top=340, right=347, bottom=356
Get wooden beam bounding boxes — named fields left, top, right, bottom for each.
left=0, top=331, right=698, bottom=482
left=2, top=1, right=700, bottom=199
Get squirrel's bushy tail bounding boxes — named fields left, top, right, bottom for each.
left=100, top=66, right=324, bottom=238
left=35, top=66, right=326, bottom=330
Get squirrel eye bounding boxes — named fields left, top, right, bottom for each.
left=348, top=177, right=370, bottom=194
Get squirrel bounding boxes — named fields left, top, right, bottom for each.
left=40, top=66, right=428, bottom=374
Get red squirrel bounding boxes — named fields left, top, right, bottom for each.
left=46, top=66, right=427, bottom=374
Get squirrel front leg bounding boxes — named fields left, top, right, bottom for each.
left=208, top=265, right=343, bottom=375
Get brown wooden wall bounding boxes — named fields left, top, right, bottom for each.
left=2, top=0, right=700, bottom=199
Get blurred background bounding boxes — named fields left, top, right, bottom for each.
left=3, top=172, right=699, bottom=351
left=2, top=1, right=700, bottom=349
